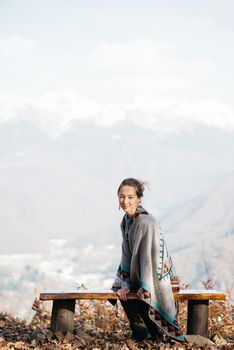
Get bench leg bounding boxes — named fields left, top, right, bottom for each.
left=187, top=299, right=209, bottom=337
left=51, top=299, right=76, bottom=335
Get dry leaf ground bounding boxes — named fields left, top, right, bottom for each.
left=0, top=298, right=233, bottom=349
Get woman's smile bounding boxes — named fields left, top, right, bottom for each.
left=118, top=185, right=140, bottom=217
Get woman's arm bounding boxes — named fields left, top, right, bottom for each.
left=112, top=235, right=132, bottom=294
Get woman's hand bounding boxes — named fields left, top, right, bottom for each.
left=117, top=288, right=130, bottom=301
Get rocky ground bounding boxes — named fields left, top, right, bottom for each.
left=0, top=297, right=233, bottom=349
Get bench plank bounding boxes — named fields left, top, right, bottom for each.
left=40, top=290, right=136, bottom=301
left=40, top=289, right=226, bottom=301
left=175, top=290, right=226, bottom=301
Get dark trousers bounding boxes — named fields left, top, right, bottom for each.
left=120, top=299, right=162, bottom=339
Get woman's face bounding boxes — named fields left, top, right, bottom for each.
left=118, top=185, right=141, bottom=217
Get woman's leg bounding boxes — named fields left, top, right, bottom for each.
left=138, top=301, right=164, bottom=339
left=120, top=300, right=151, bottom=340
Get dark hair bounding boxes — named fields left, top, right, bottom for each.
left=117, top=178, right=146, bottom=198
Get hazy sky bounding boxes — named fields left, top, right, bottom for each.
left=0, top=0, right=233, bottom=134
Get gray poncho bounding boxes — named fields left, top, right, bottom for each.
left=112, top=206, right=184, bottom=341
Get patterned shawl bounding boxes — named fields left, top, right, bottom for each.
left=112, top=206, right=184, bottom=341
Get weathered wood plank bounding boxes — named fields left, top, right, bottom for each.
left=176, top=290, right=226, bottom=301
left=40, top=291, right=136, bottom=301
left=40, top=289, right=226, bottom=301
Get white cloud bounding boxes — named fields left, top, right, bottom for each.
left=92, top=38, right=178, bottom=73
left=189, top=16, right=217, bottom=30
left=91, top=38, right=215, bottom=78
left=0, top=36, right=35, bottom=57
left=72, top=37, right=216, bottom=102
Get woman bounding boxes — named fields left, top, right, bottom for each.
left=112, top=178, right=184, bottom=341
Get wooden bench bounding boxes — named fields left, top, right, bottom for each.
left=39, top=289, right=226, bottom=338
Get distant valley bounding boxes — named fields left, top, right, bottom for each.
left=0, top=119, right=233, bottom=316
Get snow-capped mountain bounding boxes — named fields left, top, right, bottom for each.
left=0, top=119, right=234, bottom=253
